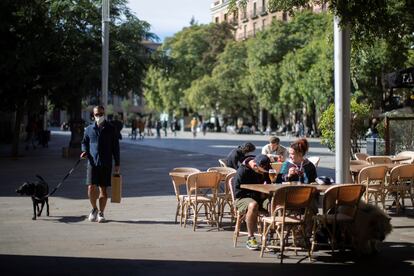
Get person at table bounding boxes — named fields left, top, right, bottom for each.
left=276, top=138, right=317, bottom=184
left=261, top=136, right=288, bottom=162
left=234, top=154, right=271, bottom=250
left=225, top=142, right=256, bottom=169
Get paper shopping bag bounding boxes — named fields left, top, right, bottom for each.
left=111, top=173, right=122, bottom=203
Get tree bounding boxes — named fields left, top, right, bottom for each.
left=229, top=0, right=414, bottom=46
left=319, top=98, right=371, bottom=153
left=144, top=22, right=234, bottom=116
left=0, top=0, right=156, bottom=156
left=0, top=0, right=57, bottom=156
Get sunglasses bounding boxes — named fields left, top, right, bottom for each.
left=94, top=113, right=104, bottom=116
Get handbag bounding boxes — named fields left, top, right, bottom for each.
left=111, top=173, right=122, bottom=203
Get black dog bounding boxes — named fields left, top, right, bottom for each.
left=16, top=175, right=49, bottom=220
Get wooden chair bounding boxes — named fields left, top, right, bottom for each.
left=207, top=167, right=237, bottom=223
left=358, top=165, right=388, bottom=209
left=311, top=184, right=365, bottom=254
left=227, top=178, right=264, bottom=247
left=183, top=171, right=221, bottom=231
left=350, top=160, right=370, bottom=165
left=308, top=156, right=321, bottom=168
left=218, top=159, right=228, bottom=167
left=366, top=156, right=392, bottom=164
left=385, top=164, right=414, bottom=214
left=354, top=152, right=369, bottom=161
left=349, top=160, right=370, bottom=182
left=170, top=167, right=200, bottom=225
left=260, top=185, right=317, bottom=263
left=219, top=172, right=237, bottom=223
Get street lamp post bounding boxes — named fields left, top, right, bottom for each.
left=334, top=15, right=351, bottom=183
left=102, top=0, right=110, bottom=113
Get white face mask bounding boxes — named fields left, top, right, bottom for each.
left=95, top=116, right=104, bottom=125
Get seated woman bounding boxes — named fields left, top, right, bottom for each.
left=276, top=138, right=317, bottom=184
left=225, top=142, right=256, bottom=169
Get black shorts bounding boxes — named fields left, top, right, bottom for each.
left=86, top=164, right=112, bottom=187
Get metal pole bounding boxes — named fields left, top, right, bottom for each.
left=102, top=0, right=110, bottom=112
left=334, top=15, right=351, bottom=183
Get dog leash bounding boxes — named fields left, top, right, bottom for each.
left=35, top=158, right=83, bottom=200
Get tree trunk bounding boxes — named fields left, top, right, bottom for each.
left=11, top=103, right=24, bottom=158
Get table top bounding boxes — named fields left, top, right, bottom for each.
left=240, top=183, right=333, bottom=194
left=391, top=156, right=412, bottom=162
left=349, top=163, right=399, bottom=173
left=169, top=171, right=192, bottom=179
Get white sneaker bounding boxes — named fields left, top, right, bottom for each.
left=97, top=212, right=106, bottom=223
left=88, top=208, right=98, bottom=222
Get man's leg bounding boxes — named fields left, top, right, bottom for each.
left=245, top=201, right=259, bottom=237
left=87, top=184, right=99, bottom=221
left=88, top=184, right=99, bottom=209
left=98, top=186, right=108, bottom=214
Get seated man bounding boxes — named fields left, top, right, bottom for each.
left=234, top=154, right=271, bottom=250
left=261, top=136, right=288, bottom=162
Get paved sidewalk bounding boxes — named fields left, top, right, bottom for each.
left=0, top=132, right=413, bottom=275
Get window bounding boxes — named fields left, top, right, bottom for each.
left=262, top=0, right=266, bottom=12
left=253, top=2, right=257, bottom=16
left=215, top=17, right=219, bottom=23
left=243, top=25, right=247, bottom=38
left=253, top=22, right=257, bottom=35
left=262, top=19, right=266, bottom=30
left=224, top=13, right=228, bottom=22
left=282, top=12, right=288, bottom=21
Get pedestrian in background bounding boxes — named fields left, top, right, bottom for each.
left=130, top=117, right=137, bottom=140
left=191, top=117, right=198, bottom=138
left=170, top=117, right=177, bottom=137
left=163, top=120, right=168, bottom=137
left=81, top=105, right=120, bottom=223
left=137, top=117, right=145, bottom=140
left=156, top=120, right=162, bottom=138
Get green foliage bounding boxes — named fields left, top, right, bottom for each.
left=229, top=0, right=414, bottom=46
left=319, top=98, right=371, bottom=152
left=144, top=22, right=234, bottom=114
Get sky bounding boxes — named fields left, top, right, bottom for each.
left=127, top=0, right=213, bottom=42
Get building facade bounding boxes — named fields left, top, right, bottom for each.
left=210, top=0, right=327, bottom=40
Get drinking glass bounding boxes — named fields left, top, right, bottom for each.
left=269, top=169, right=277, bottom=183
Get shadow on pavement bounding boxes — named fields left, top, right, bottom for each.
left=47, top=215, right=87, bottom=223
left=1, top=241, right=413, bottom=276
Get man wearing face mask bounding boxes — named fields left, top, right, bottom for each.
left=81, top=105, right=120, bottom=223
left=233, top=154, right=271, bottom=250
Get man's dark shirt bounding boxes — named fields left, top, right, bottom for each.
left=234, top=158, right=271, bottom=203
left=82, top=121, right=120, bottom=167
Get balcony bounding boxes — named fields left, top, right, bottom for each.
left=260, top=8, right=268, bottom=16
left=250, top=11, right=259, bottom=19
left=241, top=14, right=249, bottom=22
left=229, top=19, right=238, bottom=26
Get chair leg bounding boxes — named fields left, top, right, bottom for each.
left=301, top=224, right=312, bottom=262
left=175, top=202, right=180, bottom=224
left=260, top=222, right=270, bottom=258
left=310, top=218, right=318, bottom=256
left=233, top=214, right=241, bottom=247
left=279, top=224, right=285, bottom=264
